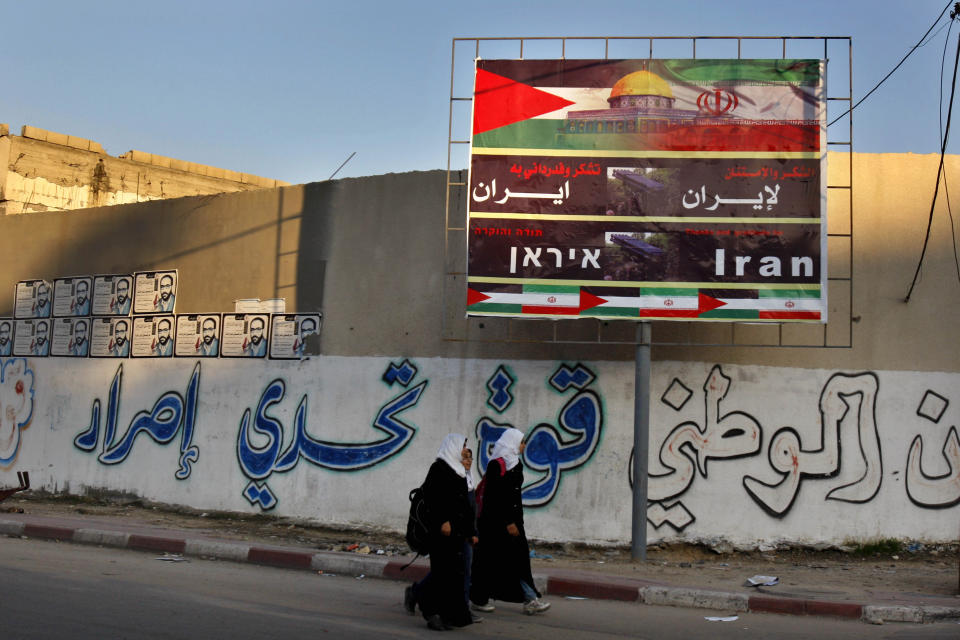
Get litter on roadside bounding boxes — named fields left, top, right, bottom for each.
left=704, top=615, right=738, bottom=622
left=564, top=596, right=588, bottom=600
left=155, top=553, right=188, bottom=562
left=355, top=574, right=365, bottom=579
left=530, top=549, right=553, bottom=559
left=744, top=575, right=778, bottom=587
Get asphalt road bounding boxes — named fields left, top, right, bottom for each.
left=2, top=536, right=957, bottom=639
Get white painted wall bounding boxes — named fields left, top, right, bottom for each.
left=1, top=354, right=956, bottom=548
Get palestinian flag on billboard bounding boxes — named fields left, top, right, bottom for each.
left=467, top=58, right=827, bottom=322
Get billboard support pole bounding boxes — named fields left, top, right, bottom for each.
left=631, top=321, right=651, bottom=561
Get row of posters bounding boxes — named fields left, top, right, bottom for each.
left=0, top=313, right=321, bottom=360
left=467, top=58, right=828, bottom=322
left=13, top=271, right=178, bottom=319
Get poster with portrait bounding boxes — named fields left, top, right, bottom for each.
left=269, top=314, right=321, bottom=359
left=14, top=280, right=53, bottom=319
left=12, top=319, right=50, bottom=357
left=92, top=274, right=134, bottom=316
left=53, top=276, right=93, bottom=317
left=133, top=270, right=178, bottom=315
left=51, top=317, right=90, bottom=357
left=0, top=318, right=15, bottom=357
left=220, top=314, right=269, bottom=358
left=89, top=317, right=132, bottom=358
left=175, top=314, right=221, bottom=358
left=130, top=315, right=175, bottom=358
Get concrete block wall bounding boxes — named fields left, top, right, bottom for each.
left=1, top=124, right=288, bottom=215
left=0, top=155, right=956, bottom=548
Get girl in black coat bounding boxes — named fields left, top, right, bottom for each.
left=469, top=428, right=550, bottom=615
left=415, top=433, right=476, bottom=630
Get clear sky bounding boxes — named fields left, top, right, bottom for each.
left=2, top=0, right=956, bottom=184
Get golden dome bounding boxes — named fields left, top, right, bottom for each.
left=609, top=70, right=673, bottom=99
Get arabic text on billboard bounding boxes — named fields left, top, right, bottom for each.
left=467, top=59, right=827, bottom=322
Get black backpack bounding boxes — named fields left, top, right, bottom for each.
left=405, top=485, right=431, bottom=556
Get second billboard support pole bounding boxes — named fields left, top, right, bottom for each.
left=631, top=321, right=651, bottom=561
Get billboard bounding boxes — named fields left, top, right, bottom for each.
left=467, top=59, right=826, bottom=322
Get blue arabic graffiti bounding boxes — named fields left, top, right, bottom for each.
left=74, top=363, right=200, bottom=479
left=476, top=363, right=602, bottom=507
left=0, top=358, right=35, bottom=467
left=237, top=360, right=428, bottom=510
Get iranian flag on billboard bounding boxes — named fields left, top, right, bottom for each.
left=466, top=59, right=827, bottom=322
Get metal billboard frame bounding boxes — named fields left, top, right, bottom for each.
left=444, top=36, right=854, bottom=349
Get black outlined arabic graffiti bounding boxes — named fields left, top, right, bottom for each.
left=635, top=365, right=762, bottom=532
left=906, top=387, right=959, bottom=509
left=743, top=372, right=882, bottom=517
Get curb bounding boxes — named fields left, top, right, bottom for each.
left=2, top=519, right=958, bottom=625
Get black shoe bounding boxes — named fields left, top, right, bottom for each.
left=426, top=614, right=448, bottom=631
left=404, top=586, right=416, bottom=615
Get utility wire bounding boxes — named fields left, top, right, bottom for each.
left=829, top=0, right=955, bottom=127
left=904, top=27, right=960, bottom=302
left=940, top=17, right=960, bottom=285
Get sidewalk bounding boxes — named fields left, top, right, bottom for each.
left=0, top=509, right=957, bottom=625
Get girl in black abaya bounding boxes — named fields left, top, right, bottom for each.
left=469, top=428, right=550, bottom=616
left=415, top=433, right=475, bottom=630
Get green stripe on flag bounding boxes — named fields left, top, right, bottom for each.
left=758, top=289, right=822, bottom=298
left=639, top=287, right=700, bottom=296
left=467, top=303, right=523, bottom=313
left=474, top=120, right=644, bottom=151
left=661, top=59, right=820, bottom=85
left=699, top=309, right=761, bottom=319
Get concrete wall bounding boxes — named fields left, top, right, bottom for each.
left=0, top=152, right=956, bottom=548
left=0, top=124, right=287, bottom=215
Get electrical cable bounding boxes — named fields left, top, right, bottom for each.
left=904, top=28, right=960, bottom=302
left=829, top=0, right=955, bottom=127
left=939, top=17, right=960, bottom=285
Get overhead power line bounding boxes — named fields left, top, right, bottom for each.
left=904, top=25, right=960, bottom=302
left=829, top=0, right=955, bottom=127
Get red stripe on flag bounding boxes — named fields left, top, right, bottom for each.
left=758, top=311, right=821, bottom=320
left=521, top=305, right=581, bottom=315
left=657, top=124, right=820, bottom=153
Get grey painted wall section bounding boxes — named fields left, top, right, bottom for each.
left=1, top=154, right=958, bottom=373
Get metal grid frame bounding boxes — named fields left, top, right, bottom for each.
left=444, top=36, right=853, bottom=348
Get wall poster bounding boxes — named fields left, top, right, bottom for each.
left=51, top=317, right=90, bottom=357
left=92, top=274, right=133, bottom=316
left=131, top=315, right=175, bottom=358
left=12, top=318, right=49, bottom=356
left=175, top=314, right=221, bottom=358
left=53, top=276, right=93, bottom=317
left=0, top=318, right=12, bottom=356
left=221, top=314, right=269, bottom=358
left=14, top=280, right=53, bottom=319
left=89, top=317, right=132, bottom=358
left=269, top=313, right=321, bottom=359
left=133, top=270, right=178, bottom=315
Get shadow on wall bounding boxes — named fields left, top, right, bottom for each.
left=295, top=181, right=336, bottom=316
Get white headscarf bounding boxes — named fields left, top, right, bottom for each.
left=489, top=427, right=524, bottom=470
left=436, top=433, right=467, bottom=478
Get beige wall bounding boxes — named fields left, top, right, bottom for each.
left=0, top=152, right=956, bottom=374
left=0, top=125, right=287, bottom=215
